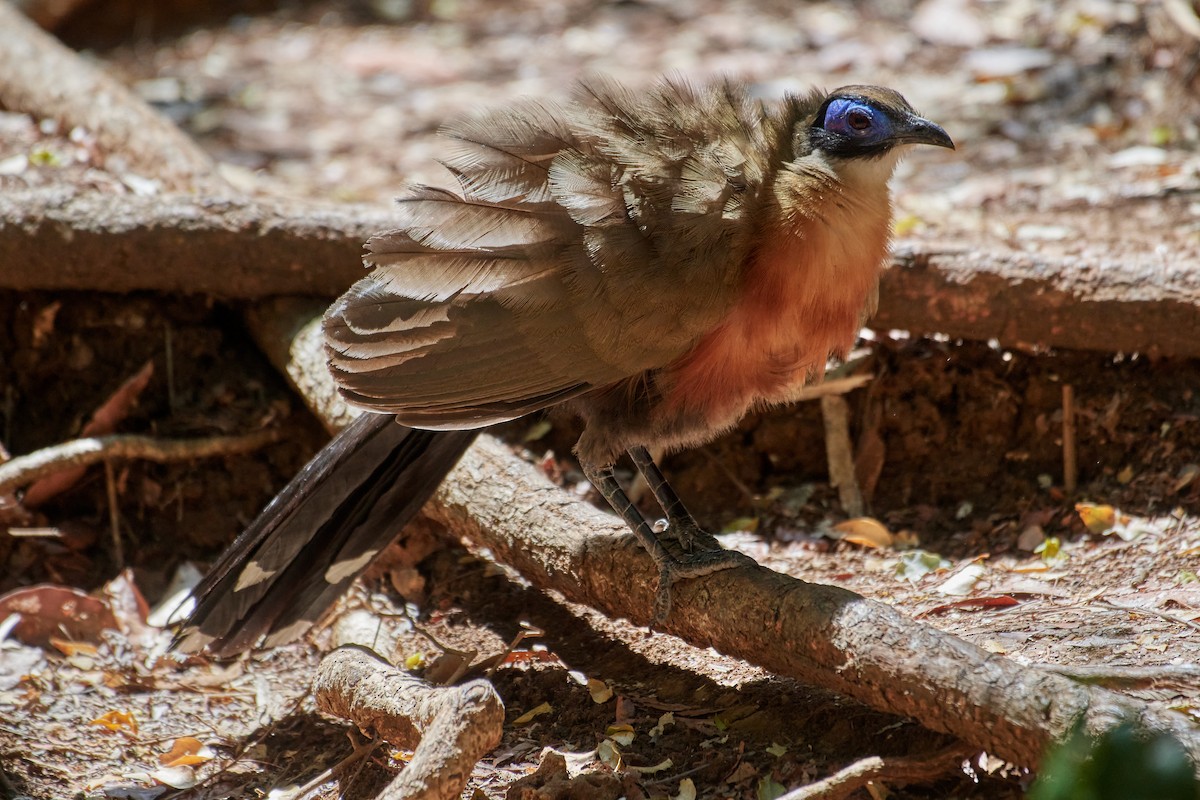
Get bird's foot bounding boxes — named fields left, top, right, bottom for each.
left=651, top=547, right=756, bottom=623
left=652, top=517, right=723, bottom=559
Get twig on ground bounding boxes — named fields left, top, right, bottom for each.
left=786, top=373, right=873, bottom=402
left=104, top=460, right=123, bottom=570
left=0, top=429, right=285, bottom=495
left=777, top=746, right=970, bottom=800
left=1095, top=598, right=1200, bottom=634
left=1062, top=384, right=1077, bottom=495
left=288, top=736, right=382, bottom=800
left=821, top=394, right=863, bottom=517
left=1043, top=662, right=1200, bottom=689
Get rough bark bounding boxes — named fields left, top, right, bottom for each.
left=313, top=646, right=504, bottom=800
left=426, top=433, right=1195, bottom=769
left=247, top=300, right=1200, bottom=771
left=875, top=241, right=1200, bottom=358
left=0, top=187, right=390, bottom=298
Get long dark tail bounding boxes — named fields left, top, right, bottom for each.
left=173, top=413, right=477, bottom=657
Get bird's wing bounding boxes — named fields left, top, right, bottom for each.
left=325, top=78, right=784, bottom=428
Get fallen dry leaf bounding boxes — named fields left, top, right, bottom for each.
left=512, top=701, right=552, bottom=726
left=91, top=709, right=139, bottom=736
left=159, top=736, right=213, bottom=767
left=0, top=584, right=117, bottom=647
left=833, top=517, right=894, bottom=548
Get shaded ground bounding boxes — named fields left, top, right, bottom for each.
left=3, top=1, right=1200, bottom=798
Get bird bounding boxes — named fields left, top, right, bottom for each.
left=174, top=76, right=953, bottom=656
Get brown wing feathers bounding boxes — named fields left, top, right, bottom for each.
left=327, top=77, right=787, bottom=430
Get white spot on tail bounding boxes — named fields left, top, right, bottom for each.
left=323, top=550, right=378, bottom=584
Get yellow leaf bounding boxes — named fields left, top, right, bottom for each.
left=649, top=711, right=675, bottom=739
left=1035, top=536, right=1067, bottom=566
left=833, top=517, right=894, bottom=548
left=587, top=678, right=613, bottom=704
left=512, top=701, right=552, bottom=725
left=893, top=214, right=922, bottom=236
left=598, top=738, right=622, bottom=769
left=629, top=758, right=674, bottom=775
left=1075, top=503, right=1116, bottom=534
left=90, top=710, right=138, bottom=735
left=606, top=724, right=635, bottom=746
left=674, top=778, right=697, bottom=800
left=721, top=516, right=759, bottom=534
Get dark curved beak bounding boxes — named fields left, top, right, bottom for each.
left=896, top=114, right=955, bottom=149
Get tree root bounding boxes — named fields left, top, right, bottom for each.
left=313, top=646, right=504, bottom=800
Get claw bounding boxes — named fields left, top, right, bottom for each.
left=650, top=548, right=755, bottom=621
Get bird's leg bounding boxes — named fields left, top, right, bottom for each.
left=583, top=457, right=753, bottom=622
left=626, top=445, right=721, bottom=554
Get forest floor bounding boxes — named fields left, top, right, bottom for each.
left=3, top=1, right=1200, bottom=798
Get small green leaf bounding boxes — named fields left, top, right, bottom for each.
left=757, top=777, right=786, bottom=800
left=895, top=550, right=949, bottom=581
left=721, top=516, right=759, bottom=534
left=522, top=420, right=553, bottom=442
left=29, top=147, right=61, bottom=167
left=1035, top=536, right=1067, bottom=566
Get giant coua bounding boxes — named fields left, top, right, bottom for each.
left=175, top=77, right=953, bottom=656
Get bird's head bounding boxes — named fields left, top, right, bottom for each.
left=809, top=86, right=954, bottom=159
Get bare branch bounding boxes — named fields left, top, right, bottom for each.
left=0, top=429, right=284, bottom=495
left=778, top=747, right=969, bottom=800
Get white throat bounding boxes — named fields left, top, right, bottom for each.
left=830, top=146, right=906, bottom=193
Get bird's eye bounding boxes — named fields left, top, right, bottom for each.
left=820, top=98, right=889, bottom=142
left=847, top=109, right=872, bottom=130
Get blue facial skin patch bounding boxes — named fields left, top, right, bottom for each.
left=822, top=98, right=895, bottom=146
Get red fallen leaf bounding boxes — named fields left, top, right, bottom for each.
left=615, top=695, right=636, bottom=725
left=24, top=359, right=154, bottom=507
left=917, top=595, right=1021, bottom=617
left=0, top=584, right=117, bottom=646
